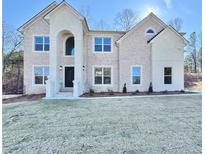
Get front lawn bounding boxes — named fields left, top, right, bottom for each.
left=3, top=95, right=201, bottom=153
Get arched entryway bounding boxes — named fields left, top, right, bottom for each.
left=47, top=27, right=84, bottom=98
left=56, top=30, right=75, bottom=90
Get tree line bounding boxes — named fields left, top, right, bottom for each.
left=2, top=22, right=23, bottom=94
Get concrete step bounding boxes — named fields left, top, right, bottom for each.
left=56, top=92, right=73, bottom=97
left=60, top=88, right=73, bottom=92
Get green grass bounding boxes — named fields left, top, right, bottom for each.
left=3, top=95, right=201, bottom=154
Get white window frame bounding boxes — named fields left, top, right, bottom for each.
left=63, top=35, right=75, bottom=57
left=93, top=36, right=113, bottom=53
left=164, top=67, right=172, bottom=85
left=33, top=35, right=50, bottom=53
left=131, top=65, right=142, bottom=85
left=92, top=65, right=113, bottom=86
left=32, top=65, right=49, bottom=86
left=145, top=27, right=156, bottom=36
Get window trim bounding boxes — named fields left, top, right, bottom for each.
left=145, top=27, right=156, bottom=36
left=92, top=65, right=113, bottom=86
left=92, top=36, right=113, bottom=53
left=164, top=67, right=172, bottom=85
left=63, top=35, right=75, bottom=57
left=33, top=35, right=50, bottom=53
left=131, top=65, right=142, bottom=86
left=32, top=65, right=49, bottom=86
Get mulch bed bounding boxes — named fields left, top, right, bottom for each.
left=81, top=91, right=195, bottom=97
left=2, top=94, right=45, bottom=104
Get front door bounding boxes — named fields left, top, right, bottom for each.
left=64, top=67, right=74, bottom=87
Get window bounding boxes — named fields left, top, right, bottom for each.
left=132, top=66, right=141, bottom=84
left=94, top=37, right=111, bottom=52
left=94, top=67, right=111, bottom=85
left=146, top=28, right=155, bottom=35
left=34, top=37, right=50, bottom=51
left=95, top=38, right=102, bottom=52
left=103, top=38, right=111, bottom=52
left=164, top=67, right=172, bottom=84
left=65, top=37, right=75, bottom=56
left=34, top=66, right=49, bottom=85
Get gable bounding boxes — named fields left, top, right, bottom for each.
left=44, top=1, right=84, bottom=21
left=116, top=13, right=167, bottom=43
left=50, top=5, right=80, bottom=22
left=18, top=2, right=57, bottom=33
left=148, top=26, right=187, bottom=45
left=44, top=1, right=89, bottom=32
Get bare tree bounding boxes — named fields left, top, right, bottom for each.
left=2, top=22, right=24, bottom=94
left=94, top=19, right=110, bottom=31
left=79, top=5, right=92, bottom=23
left=3, top=22, right=23, bottom=73
left=114, top=9, right=138, bottom=31
left=3, top=22, right=23, bottom=53
left=198, top=47, right=202, bottom=72
left=197, top=32, right=202, bottom=72
left=188, top=32, right=198, bottom=73
left=169, top=17, right=183, bottom=32
left=80, top=5, right=90, bottom=18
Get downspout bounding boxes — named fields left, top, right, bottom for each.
left=116, top=42, right=120, bottom=92
left=150, top=43, right=153, bottom=89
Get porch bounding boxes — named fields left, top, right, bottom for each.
left=45, top=29, right=84, bottom=99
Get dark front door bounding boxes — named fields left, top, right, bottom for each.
left=65, top=67, right=74, bottom=87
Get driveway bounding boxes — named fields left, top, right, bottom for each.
left=3, top=95, right=201, bottom=154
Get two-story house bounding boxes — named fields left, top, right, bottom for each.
left=18, top=1, right=186, bottom=98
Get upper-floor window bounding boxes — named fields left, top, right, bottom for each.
left=34, top=36, right=49, bottom=51
left=34, top=66, right=49, bottom=85
left=164, top=67, right=172, bottom=84
left=132, top=66, right=141, bottom=84
left=65, top=37, right=75, bottom=56
left=94, top=37, right=111, bottom=52
left=145, top=28, right=155, bottom=35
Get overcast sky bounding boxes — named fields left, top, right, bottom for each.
left=3, top=0, right=202, bottom=38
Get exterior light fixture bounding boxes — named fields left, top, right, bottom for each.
left=59, top=65, right=63, bottom=71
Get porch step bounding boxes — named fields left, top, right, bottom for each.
left=60, top=88, right=73, bottom=92
left=56, top=92, right=73, bottom=97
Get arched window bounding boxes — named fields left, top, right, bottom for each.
left=146, top=28, right=155, bottom=35
left=65, top=37, right=74, bottom=56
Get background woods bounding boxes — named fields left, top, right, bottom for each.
left=2, top=22, right=23, bottom=94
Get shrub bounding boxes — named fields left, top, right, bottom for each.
left=89, top=89, right=94, bottom=95
left=123, top=83, right=127, bottom=93
left=132, top=90, right=140, bottom=95
left=108, top=89, right=114, bottom=95
left=135, top=90, right=140, bottom=93
left=162, top=90, right=168, bottom=94
left=180, top=89, right=185, bottom=93
left=148, top=82, right=153, bottom=93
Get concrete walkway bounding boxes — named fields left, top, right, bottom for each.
left=2, top=94, right=22, bottom=99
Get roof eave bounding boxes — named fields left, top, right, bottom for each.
left=44, top=1, right=84, bottom=22
left=148, top=26, right=188, bottom=45
left=17, top=1, right=57, bottom=33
